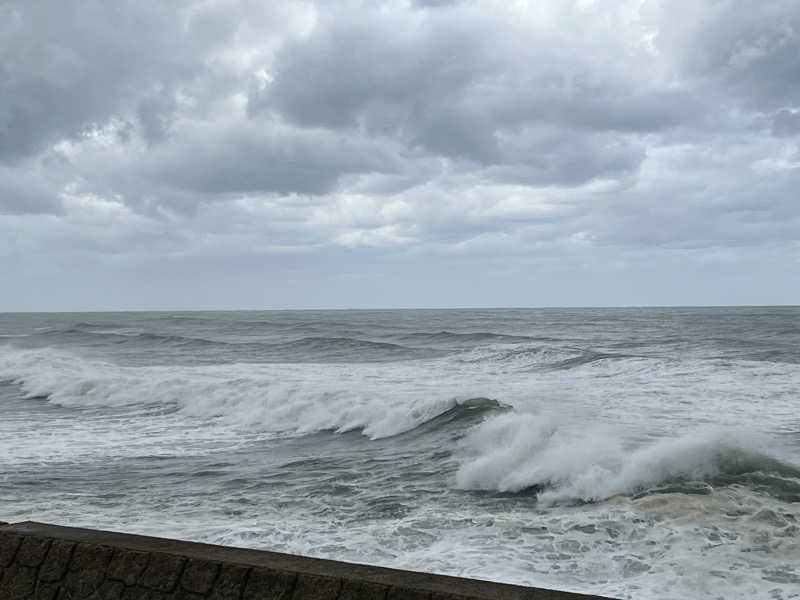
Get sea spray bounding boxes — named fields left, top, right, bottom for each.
left=456, top=412, right=799, bottom=504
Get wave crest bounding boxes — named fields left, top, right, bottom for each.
left=455, top=413, right=800, bottom=504
left=0, top=348, right=499, bottom=440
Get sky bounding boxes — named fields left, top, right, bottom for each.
left=1, top=0, right=799, bottom=310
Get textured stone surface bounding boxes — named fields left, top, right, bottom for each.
left=0, top=522, right=616, bottom=600
left=0, top=532, right=22, bottom=568
left=2, top=564, right=37, bottom=600
left=338, top=580, right=388, bottom=600
left=207, top=564, right=250, bottom=600
left=62, top=542, right=114, bottom=598
left=33, top=581, right=61, bottom=600
left=39, top=539, right=75, bottom=583
left=243, top=566, right=297, bottom=600
left=180, top=558, right=220, bottom=594
left=387, top=588, right=432, bottom=600
left=86, top=579, right=126, bottom=600
left=15, top=536, right=51, bottom=567
left=121, top=587, right=170, bottom=600
left=139, top=552, right=186, bottom=592
left=108, top=548, right=150, bottom=586
left=293, top=573, right=343, bottom=600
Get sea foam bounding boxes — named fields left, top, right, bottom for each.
left=0, top=347, right=494, bottom=440
left=455, top=412, right=800, bottom=504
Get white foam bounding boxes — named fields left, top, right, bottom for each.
left=455, top=412, right=792, bottom=505
left=0, top=347, right=482, bottom=441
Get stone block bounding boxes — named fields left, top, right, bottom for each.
left=16, top=535, right=52, bottom=567
left=33, top=581, right=61, bottom=600
left=431, top=593, right=477, bottom=600
left=62, top=542, right=114, bottom=598
left=107, top=548, right=150, bottom=586
left=120, top=587, right=150, bottom=600
left=0, top=532, right=21, bottom=568
left=339, top=579, right=389, bottom=600
left=139, top=552, right=186, bottom=592
left=180, top=558, right=220, bottom=594
left=121, top=587, right=169, bottom=600
left=387, top=587, right=432, bottom=600
left=172, top=589, right=205, bottom=600
left=207, top=564, right=250, bottom=600
left=39, top=539, right=76, bottom=583
left=291, top=573, right=342, bottom=600
left=86, top=580, right=126, bottom=600
left=242, top=566, right=296, bottom=600
left=1, top=564, right=37, bottom=600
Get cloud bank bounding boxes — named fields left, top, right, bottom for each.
left=1, top=0, right=799, bottom=309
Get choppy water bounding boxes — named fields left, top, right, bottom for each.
left=2, top=308, right=799, bottom=599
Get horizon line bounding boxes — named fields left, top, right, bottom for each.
left=1, top=303, right=799, bottom=314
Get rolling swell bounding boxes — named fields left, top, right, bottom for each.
left=24, top=326, right=441, bottom=363
left=258, top=336, right=442, bottom=362
left=392, top=330, right=543, bottom=346
left=546, top=351, right=637, bottom=370
left=454, top=343, right=617, bottom=371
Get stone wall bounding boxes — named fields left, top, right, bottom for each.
left=0, top=522, right=614, bottom=600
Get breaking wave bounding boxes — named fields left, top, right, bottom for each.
left=456, top=412, right=800, bottom=504
left=0, top=348, right=500, bottom=440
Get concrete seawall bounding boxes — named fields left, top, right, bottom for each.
left=0, top=521, right=615, bottom=600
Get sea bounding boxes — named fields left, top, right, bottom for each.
left=1, top=308, right=799, bottom=599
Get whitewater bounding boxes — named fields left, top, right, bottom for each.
left=1, top=308, right=799, bottom=599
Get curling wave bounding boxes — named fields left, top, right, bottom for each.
left=455, top=412, right=800, bottom=504
left=0, top=348, right=499, bottom=439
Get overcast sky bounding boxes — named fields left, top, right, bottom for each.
left=1, top=0, right=799, bottom=310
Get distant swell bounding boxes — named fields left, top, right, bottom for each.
left=393, top=331, right=543, bottom=345
left=456, top=413, right=800, bottom=504
left=28, top=327, right=442, bottom=362
left=454, top=343, right=621, bottom=371
left=546, top=351, right=636, bottom=370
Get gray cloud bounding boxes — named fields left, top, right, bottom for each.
left=1, top=0, right=799, bottom=309
left=0, top=2, right=195, bottom=161
left=151, top=120, right=404, bottom=197
left=646, top=0, right=800, bottom=110
left=0, top=165, right=62, bottom=215
left=249, top=2, right=706, bottom=189
left=771, top=109, right=800, bottom=136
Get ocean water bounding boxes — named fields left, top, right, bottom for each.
left=2, top=308, right=799, bottom=599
